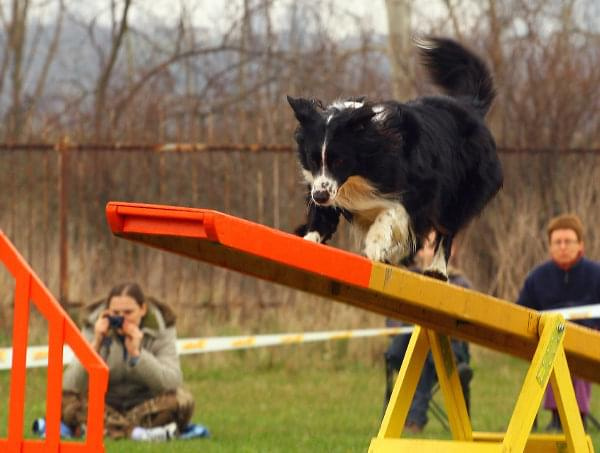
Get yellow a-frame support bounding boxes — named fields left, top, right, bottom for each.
left=371, top=314, right=593, bottom=452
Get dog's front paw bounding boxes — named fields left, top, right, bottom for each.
left=303, top=231, right=322, bottom=243
left=293, top=223, right=309, bottom=237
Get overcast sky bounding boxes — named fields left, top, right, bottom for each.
left=68, top=0, right=393, bottom=36
left=22, top=0, right=600, bottom=38
left=22, top=0, right=463, bottom=42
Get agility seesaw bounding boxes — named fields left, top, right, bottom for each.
left=106, top=201, right=599, bottom=452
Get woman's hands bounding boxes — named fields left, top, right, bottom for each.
left=92, top=310, right=143, bottom=358
left=121, top=321, right=143, bottom=358
left=92, top=310, right=111, bottom=352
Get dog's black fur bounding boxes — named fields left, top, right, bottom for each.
left=287, top=37, right=503, bottom=279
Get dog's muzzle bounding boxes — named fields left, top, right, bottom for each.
left=311, top=176, right=337, bottom=205
left=312, top=190, right=331, bottom=204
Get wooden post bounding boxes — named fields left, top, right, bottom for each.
left=58, top=138, right=70, bottom=305
left=384, top=0, right=415, bottom=100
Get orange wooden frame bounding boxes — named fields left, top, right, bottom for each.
left=0, top=231, right=108, bottom=453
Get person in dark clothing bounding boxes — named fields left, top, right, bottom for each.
left=383, top=233, right=473, bottom=433
left=517, top=213, right=600, bottom=431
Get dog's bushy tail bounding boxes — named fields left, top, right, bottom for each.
left=417, top=37, right=495, bottom=116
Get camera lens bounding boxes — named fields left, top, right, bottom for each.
left=108, top=315, right=124, bottom=328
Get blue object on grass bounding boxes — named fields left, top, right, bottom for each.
left=32, top=417, right=74, bottom=438
left=179, top=423, right=210, bottom=439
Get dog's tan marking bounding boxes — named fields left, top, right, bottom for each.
left=336, top=177, right=393, bottom=212
left=336, top=177, right=399, bottom=237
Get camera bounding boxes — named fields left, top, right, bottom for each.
left=106, top=315, right=124, bottom=329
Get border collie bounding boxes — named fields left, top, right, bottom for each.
left=287, top=37, right=503, bottom=280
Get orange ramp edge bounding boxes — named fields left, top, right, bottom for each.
left=106, top=201, right=373, bottom=288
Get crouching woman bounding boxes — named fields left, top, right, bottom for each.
left=61, top=282, right=195, bottom=441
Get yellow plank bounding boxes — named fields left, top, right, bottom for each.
left=378, top=326, right=430, bottom=438
left=369, top=262, right=535, bottom=340
left=367, top=262, right=600, bottom=384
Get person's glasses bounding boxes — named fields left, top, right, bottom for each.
left=550, top=239, right=579, bottom=247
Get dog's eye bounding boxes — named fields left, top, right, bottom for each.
left=310, top=151, right=321, bottom=163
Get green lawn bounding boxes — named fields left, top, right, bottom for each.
left=1, top=343, right=599, bottom=452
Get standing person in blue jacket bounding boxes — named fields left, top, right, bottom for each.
left=517, top=213, right=600, bottom=431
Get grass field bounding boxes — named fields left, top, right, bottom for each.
left=1, top=341, right=599, bottom=452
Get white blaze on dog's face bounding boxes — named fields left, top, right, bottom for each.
left=298, top=144, right=338, bottom=206
left=309, top=126, right=339, bottom=206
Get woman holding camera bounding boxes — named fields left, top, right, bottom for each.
left=61, top=282, right=197, bottom=441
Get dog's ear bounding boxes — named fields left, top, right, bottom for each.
left=287, top=96, right=321, bottom=124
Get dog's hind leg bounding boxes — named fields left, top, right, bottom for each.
left=364, top=204, right=415, bottom=264
left=423, top=233, right=453, bottom=281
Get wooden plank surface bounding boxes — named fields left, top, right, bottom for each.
left=106, top=201, right=600, bottom=383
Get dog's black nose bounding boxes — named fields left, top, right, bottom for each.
left=312, top=191, right=330, bottom=204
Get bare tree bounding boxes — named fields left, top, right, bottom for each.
left=2, top=0, right=29, bottom=140
left=92, top=0, right=131, bottom=139
left=0, top=0, right=65, bottom=140
left=384, top=0, right=415, bottom=99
